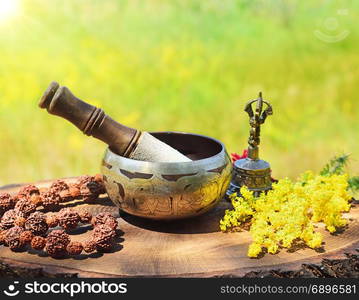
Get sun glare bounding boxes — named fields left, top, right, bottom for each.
left=0, top=0, right=20, bottom=22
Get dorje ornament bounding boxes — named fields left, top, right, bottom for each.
left=227, top=92, right=273, bottom=197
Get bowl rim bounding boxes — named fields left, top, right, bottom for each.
left=102, top=131, right=230, bottom=173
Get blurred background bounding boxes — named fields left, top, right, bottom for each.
left=0, top=0, right=358, bottom=185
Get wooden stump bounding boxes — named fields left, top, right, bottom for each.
left=0, top=178, right=358, bottom=278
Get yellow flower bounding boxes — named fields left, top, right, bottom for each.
left=248, top=243, right=262, bottom=258
left=220, top=172, right=352, bottom=257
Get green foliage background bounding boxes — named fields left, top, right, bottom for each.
left=0, top=0, right=358, bottom=185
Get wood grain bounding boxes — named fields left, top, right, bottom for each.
left=0, top=178, right=358, bottom=278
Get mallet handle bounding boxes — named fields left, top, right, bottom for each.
left=39, top=81, right=139, bottom=156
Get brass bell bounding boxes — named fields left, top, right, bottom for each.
left=227, top=92, right=273, bottom=197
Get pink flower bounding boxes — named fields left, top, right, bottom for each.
left=230, top=149, right=248, bottom=163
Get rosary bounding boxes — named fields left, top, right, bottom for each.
left=0, top=175, right=119, bottom=258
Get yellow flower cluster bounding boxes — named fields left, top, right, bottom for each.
left=220, top=172, right=352, bottom=258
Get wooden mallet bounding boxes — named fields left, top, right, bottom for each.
left=39, top=82, right=191, bottom=162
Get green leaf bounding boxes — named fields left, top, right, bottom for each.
left=320, top=154, right=350, bottom=176
left=348, top=176, right=359, bottom=192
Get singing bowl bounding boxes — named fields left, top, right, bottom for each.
left=101, top=132, right=232, bottom=220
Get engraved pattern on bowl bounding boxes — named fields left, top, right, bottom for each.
left=101, top=132, right=232, bottom=220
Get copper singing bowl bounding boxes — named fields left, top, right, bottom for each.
left=101, top=132, right=232, bottom=220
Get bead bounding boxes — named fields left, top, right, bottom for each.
left=14, top=199, right=37, bottom=218
left=0, top=193, right=15, bottom=215
left=91, top=213, right=118, bottom=230
left=17, top=185, right=40, bottom=201
left=57, top=208, right=80, bottom=230
left=78, top=211, right=92, bottom=224
left=46, top=213, right=59, bottom=228
left=50, top=180, right=69, bottom=194
left=45, top=230, right=70, bottom=258
left=19, top=230, right=34, bottom=245
left=78, top=175, right=105, bottom=202
left=25, top=212, right=49, bottom=236
left=31, top=236, right=46, bottom=250
left=0, top=209, right=18, bottom=230
left=14, top=216, right=26, bottom=228
left=50, top=180, right=73, bottom=202
left=41, top=189, right=61, bottom=211
left=66, top=241, right=83, bottom=256
left=83, top=240, right=96, bottom=253
left=5, top=226, right=25, bottom=251
left=92, top=224, right=116, bottom=252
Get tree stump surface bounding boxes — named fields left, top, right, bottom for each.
left=0, top=178, right=358, bottom=278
